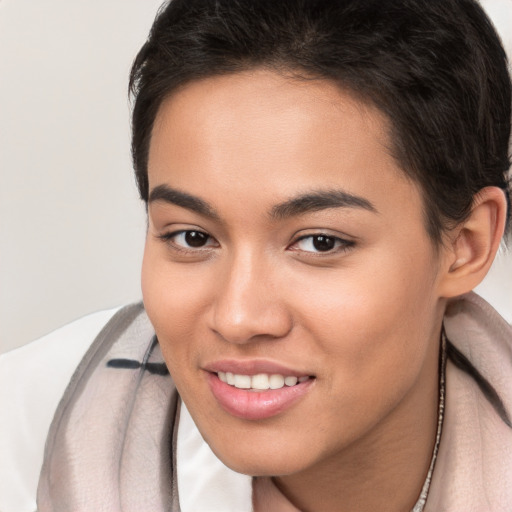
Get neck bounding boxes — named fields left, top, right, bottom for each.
left=273, top=335, right=442, bottom=512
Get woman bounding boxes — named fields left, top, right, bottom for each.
left=3, top=0, right=512, bottom=510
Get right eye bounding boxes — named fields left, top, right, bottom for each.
left=158, top=230, right=218, bottom=251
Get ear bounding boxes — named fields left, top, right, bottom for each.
left=438, top=186, right=507, bottom=298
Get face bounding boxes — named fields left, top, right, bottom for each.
left=142, top=70, right=446, bottom=477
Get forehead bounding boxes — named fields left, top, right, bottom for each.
left=148, top=69, right=422, bottom=226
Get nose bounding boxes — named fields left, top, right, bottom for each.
left=207, top=251, right=293, bottom=344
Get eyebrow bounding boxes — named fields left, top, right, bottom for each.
left=148, top=184, right=377, bottom=221
left=148, top=184, right=220, bottom=220
left=270, top=189, right=377, bottom=219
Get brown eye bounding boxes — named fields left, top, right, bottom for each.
left=312, top=235, right=335, bottom=252
left=184, top=231, right=209, bottom=247
left=292, top=233, right=354, bottom=254
left=159, top=229, right=217, bottom=251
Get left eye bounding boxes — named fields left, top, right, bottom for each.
left=293, top=234, right=351, bottom=253
left=164, top=230, right=216, bottom=249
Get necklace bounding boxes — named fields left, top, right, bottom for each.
left=410, top=331, right=447, bottom=512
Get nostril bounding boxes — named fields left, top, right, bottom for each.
left=209, top=298, right=294, bottom=344
left=206, top=264, right=293, bottom=343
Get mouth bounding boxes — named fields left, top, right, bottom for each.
left=205, top=364, right=315, bottom=420
left=217, top=371, right=311, bottom=391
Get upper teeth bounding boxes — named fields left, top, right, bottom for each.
left=218, top=372, right=309, bottom=390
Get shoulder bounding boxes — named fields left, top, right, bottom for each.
left=443, top=292, right=512, bottom=438
left=444, top=291, right=512, bottom=410
left=428, top=292, right=512, bottom=510
left=0, top=307, right=121, bottom=512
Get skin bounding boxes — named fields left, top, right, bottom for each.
left=141, top=69, right=493, bottom=511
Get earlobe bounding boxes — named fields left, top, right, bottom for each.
left=439, top=186, right=507, bottom=298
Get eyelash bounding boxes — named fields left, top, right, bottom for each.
left=290, top=233, right=355, bottom=255
left=158, top=229, right=355, bottom=257
left=157, top=230, right=217, bottom=253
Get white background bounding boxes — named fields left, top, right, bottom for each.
left=1, top=0, right=511, bottom=353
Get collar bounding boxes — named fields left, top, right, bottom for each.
left=176, top=403, right=253, bottom=512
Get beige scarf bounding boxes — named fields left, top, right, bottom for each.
left=37, top=293, right=512, bottom=511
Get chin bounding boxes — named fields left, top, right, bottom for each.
left=204, top=430, right=313, bottom=477
left=218, top=453, right=305, bottom=478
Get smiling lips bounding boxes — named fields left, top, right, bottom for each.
left=218, top=371, right=310, bottom=390
left=206, top=363, right=315, bottom=420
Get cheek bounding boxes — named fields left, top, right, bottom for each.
left=142, top=239, right=209, bottom=324
left=141, top=242, right=210, bottom=372
left=295, top=248, right=438, bottom=400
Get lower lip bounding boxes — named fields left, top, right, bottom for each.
left=207, top=373, right=314, bottom=420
